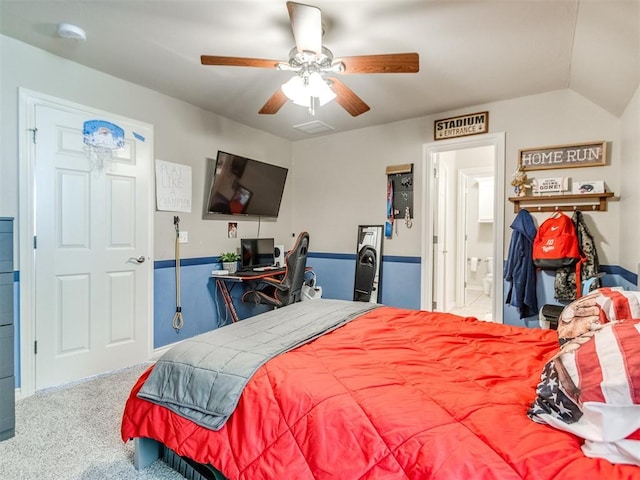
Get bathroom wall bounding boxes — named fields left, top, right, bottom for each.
left=465, top=175, right=494, bottom=291
left=449, top=147, right=495, bottom=303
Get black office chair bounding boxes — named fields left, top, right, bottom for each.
left=242, top=232, right=310, bottom=308
left=353, top=245, right=377, bottom=302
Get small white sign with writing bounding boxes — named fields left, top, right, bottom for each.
left=155, top=159, right=192, bottom=213
left=531, top=177, right=569, bottom=194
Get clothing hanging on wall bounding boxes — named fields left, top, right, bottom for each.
left=554, top=210, right=601, bottom=301
left=504, top=208, right=538, bottom=319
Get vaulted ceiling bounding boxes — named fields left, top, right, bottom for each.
left=1, top=1, right=638, bottom=140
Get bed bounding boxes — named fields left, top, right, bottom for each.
left=121, top=297, right=640, bottom=479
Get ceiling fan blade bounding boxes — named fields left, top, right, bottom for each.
left=328, top=77, right=370, bottom=117
left=201, top=55, right=281, bottom=69
left=259, top=89, right=289, bottom=115
left=287, top=1, right=322, bottom=55
left=336, top=53, right=419, bottom=74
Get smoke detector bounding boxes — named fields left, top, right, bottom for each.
left=57, top=23, right=86, bottom=41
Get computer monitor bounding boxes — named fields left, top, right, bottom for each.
left=240, top=238, right=275, bottom=269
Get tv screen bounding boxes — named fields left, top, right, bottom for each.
left=204, top=151, right=288, bottom=218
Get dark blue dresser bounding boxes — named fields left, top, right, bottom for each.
left=0, top=217, right=14, bottom=441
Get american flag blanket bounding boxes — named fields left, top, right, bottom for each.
left=529, top=319, right=640, bottom=465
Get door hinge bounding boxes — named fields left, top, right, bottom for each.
left=432, top=301, right=437, bottom=310
left=29, top=127, right=38, bottom=144
left=34, top=340, right=38, bottom=355
left=433, top=167, right=438, bottom=178
left=33, top=236, right=37, bottom=249
left=433, top=235, right=438, bottom=244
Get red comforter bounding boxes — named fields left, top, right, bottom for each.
left=121, top=307, right=640, bottom=479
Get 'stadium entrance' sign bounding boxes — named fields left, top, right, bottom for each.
left=518, top=141, right=607, bottom=171
left=434, top=111, right=489, bottom=140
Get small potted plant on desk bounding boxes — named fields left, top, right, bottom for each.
left=219, top=251, right=240, bottom=274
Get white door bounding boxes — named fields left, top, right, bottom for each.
left=433, top=162, right=448, bottom=311
left=33, top=103, right=152, bottom=390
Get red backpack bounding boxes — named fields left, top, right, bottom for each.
left=532, top=211, right=584, bottom=297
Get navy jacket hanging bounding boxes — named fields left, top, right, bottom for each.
left=504, top=208, right=538, bottom=319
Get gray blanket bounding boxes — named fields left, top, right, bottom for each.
left=138, top=299, right=380, bottom=430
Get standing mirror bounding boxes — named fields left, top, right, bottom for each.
left=353, top=225, right=383, bottom=302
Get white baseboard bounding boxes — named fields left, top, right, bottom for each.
left=151, top=341, right=183, bottom=360
left=466, top=286, right=483, bottom=293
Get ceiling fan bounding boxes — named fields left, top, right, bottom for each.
left=200, top=1, right=419, bottom=117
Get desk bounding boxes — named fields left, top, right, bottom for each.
left=213, top=269, right=286, bottom=323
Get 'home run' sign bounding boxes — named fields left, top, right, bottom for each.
left=519, top=141, right=606, bottom=171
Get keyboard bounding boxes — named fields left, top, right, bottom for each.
left=253, top=266, right=279, bottom=272
left=231, top=267, right=284, bottom=277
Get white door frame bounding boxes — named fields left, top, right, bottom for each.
left=421, top=132, right=505, bottom=323
left=18, top=89, right=154, bottom=397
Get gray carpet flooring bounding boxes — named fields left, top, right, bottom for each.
left=0, top=363, right=186, bottom=480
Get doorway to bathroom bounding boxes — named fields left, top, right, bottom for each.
left=453, top=165, right=494, bottom=320
left=421, top=133, right=505, bottom=323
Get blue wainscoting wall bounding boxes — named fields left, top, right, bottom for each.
left=152, top=256, right=640, bottom=347
left=502, top=265, right=639, bottom=328
left=152, top=252, right=423, bottom=349
left=304, top=253, right=421, bottom=309
left=10, top=257, right=638, bottom=384
left=154, top=258, right=220, bottom=348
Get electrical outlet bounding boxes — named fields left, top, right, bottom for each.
left=178, top=231, right=188, bottom=243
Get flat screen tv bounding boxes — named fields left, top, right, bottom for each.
left=203, top=151, right=288, bottom=218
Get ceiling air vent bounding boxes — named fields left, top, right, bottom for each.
left=293, top=120, right=335, bottom=135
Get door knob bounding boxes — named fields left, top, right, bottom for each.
left=135, top=255, right=146, bottom=263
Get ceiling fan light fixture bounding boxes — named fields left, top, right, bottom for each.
left=307, top=72, right=336, bottom=105
left=200, top=2, right=418, bottom=117
left=281, top=75, right=307, bottom=105
left=281, top=72, right=336, bottom=109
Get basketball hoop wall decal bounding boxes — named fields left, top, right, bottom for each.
left=83, top=119, right=125, bottom=172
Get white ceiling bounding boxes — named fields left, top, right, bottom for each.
left=1, top=1, right=638, bottom=141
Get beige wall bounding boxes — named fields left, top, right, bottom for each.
left=292, top=89, right=624, bottom=265
left=0, top=35, right=293, bottom=264
left=2, top=35, right=637, bottom=271
left=619, top=85, right=640, bottom=273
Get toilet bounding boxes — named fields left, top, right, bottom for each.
left=483, top=257, right=493, bottom=296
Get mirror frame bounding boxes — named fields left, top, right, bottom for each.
left=353, top=225, right=384, bottom=303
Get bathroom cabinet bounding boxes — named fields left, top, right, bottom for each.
left=477, top=177, right=494, bottom=222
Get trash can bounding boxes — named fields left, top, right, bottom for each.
left=539, top=304, right=564, bottom=330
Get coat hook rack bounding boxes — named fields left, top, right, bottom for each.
left=509, top=192, right=614, bottom=213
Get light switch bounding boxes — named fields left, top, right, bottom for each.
left=178, top=231, right=188, bottom=243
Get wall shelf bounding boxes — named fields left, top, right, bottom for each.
left=508, top=192, right=614, bottom=213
